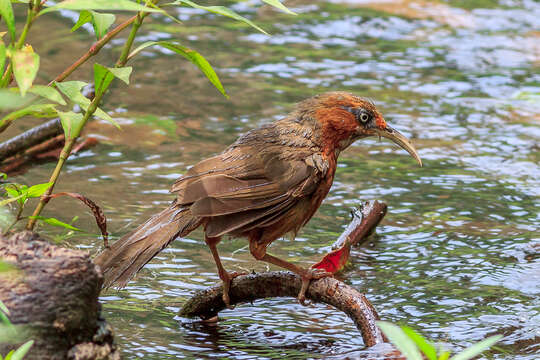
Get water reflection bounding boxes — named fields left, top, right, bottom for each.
left=12, top=0, right=540, bottom=358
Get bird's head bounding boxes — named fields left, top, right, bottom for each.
left=305, top=92, right=422, bottom=166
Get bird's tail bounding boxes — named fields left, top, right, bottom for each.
left=94, top=204, right=202, bottom=288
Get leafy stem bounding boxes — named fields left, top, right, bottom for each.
left=0, top=0, right=42, bottom=87
left=27, top=8, right=150, bottom=230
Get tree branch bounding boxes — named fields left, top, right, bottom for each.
left=180, top=201, right=388, bottom=347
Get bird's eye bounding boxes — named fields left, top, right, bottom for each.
left=360, top=113, right=370, bottom=123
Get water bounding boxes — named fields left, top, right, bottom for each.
left=7, top=0, right=540, bottom=358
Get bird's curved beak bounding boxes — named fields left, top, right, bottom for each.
left=375, top=125, right=422, bottom=167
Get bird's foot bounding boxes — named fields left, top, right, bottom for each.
left=220, top=271, right=247, bottom=309
left=298, top=268, right=333, bottom=306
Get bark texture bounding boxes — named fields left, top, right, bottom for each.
left=180, top=271, right=386, bottom=347
left=0, top=231, right=119, bottom=360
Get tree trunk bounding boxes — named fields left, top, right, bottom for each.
left=0, top=231, right=119, bottom=360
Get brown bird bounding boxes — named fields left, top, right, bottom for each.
left=94, top=92, right=421, bottom=306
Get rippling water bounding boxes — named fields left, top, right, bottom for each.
left=9, top=0, right=540, bottom=358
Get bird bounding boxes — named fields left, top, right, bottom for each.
left=94, top=91, right=422, bottom=307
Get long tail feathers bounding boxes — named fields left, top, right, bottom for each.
left=94, top=205, right=201, bottom=288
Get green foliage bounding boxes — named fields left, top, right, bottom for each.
left=0, top=39, right=6, bottom=74
left=377, top=321, right=502, bottom=360
left=28, top=216, right=81, bottom=231
left=129, top=41, right=227, bottom=97
left=41, top=0, right=162, bottom=15
left=0, top=0, right=294, bottom=232
left=0, top=182, right=53, bottom=207
left=1, top=340, right=34, bottom=360
left=12, top=48, right=39, bottom=96
left=0, top=0, right=16, bottom=42
left=55, top=80, right=119, bottom=127
left=72, top=10, right=116, bottom=40
left=27, top=85, right=66, bottom=105
left=175, top=0, right=268, bottom=35
left=58, top=110, right=84, bottom=139
left=93, top=63, right=132, bottom=96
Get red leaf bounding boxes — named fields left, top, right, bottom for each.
left=312, top=244, right=351, bottom=274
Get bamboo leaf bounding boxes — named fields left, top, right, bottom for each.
left=449, top=335, right=502, bottom=360
left=12, top=47, right=40, bottom=96
left=174, top=0, right=268, bottom=35
left=129, top=41, right=227, bottom=97
left=41, top=0, right=163, bottom=15
left=28, top=85, right=67, bottom=105
left=377, top=321, right=423, bottom=360
left=0, top=0, right=16, bottom=42
left=261, top=0, right=296, bottom=15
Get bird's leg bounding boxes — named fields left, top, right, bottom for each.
left=205, top=236, right=245, bottom=309
left=249, top=237, right=332, bottom=305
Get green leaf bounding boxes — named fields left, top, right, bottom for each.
left=93, top=63, right=115, bottom=96
left=58, top=110, right=84, bottom=139
left=0, top=103, right=58, bottom=130
left=175, top=0, right=268, bottom=35
left=377, top=321, right=423, bottom=360
left=129, top=41, right=227, bottom=97
left=10, top=340, right=34, bottom=360
left=56, top=81, right=119, bottom=128
left=402, top=326, right=438, bottom=360
left=0, top=172, right=6, bottom=180
left=0, top=0, right=16, bottom=42
left=28, top=85, right=67, bottom=105
left=0, top=40, right=6, bottom=73
left=439, top=351, right=451, bottom=360
left=72, top=10, right=116, bottom=40
left=91, top=11, right=116, bottom=39
left=26, top=182, right=53, bottom=198
left=4, top=184, right=22, bottom=198
left=0, top=299, right=9, bottom=315
left=71, top=9, right=93, bottom=32
left=93, top=63, right=131, bottom=96
left=41, top=0, right=163, bottom=14
left=108, top=66, right=132, bottom=84
left=0, top=90, right=36, bottom=110
left=55, top=80, right=87, bottom=103
left=0, top=193, right=25, bottom=206
left=29, top=216, right=81, bottom=231
left=261, top=0, right=297, bottom=15
left=12, top=49, right=40, bottom=96
left=449, top=335, right=502, bottom=360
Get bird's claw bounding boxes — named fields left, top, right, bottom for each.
left=297, top=268, right=333, bottom=306
left=221, top=271, right=247, bottom=309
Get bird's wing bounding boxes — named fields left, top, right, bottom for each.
left=171, top=145, right=329, bottom=237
